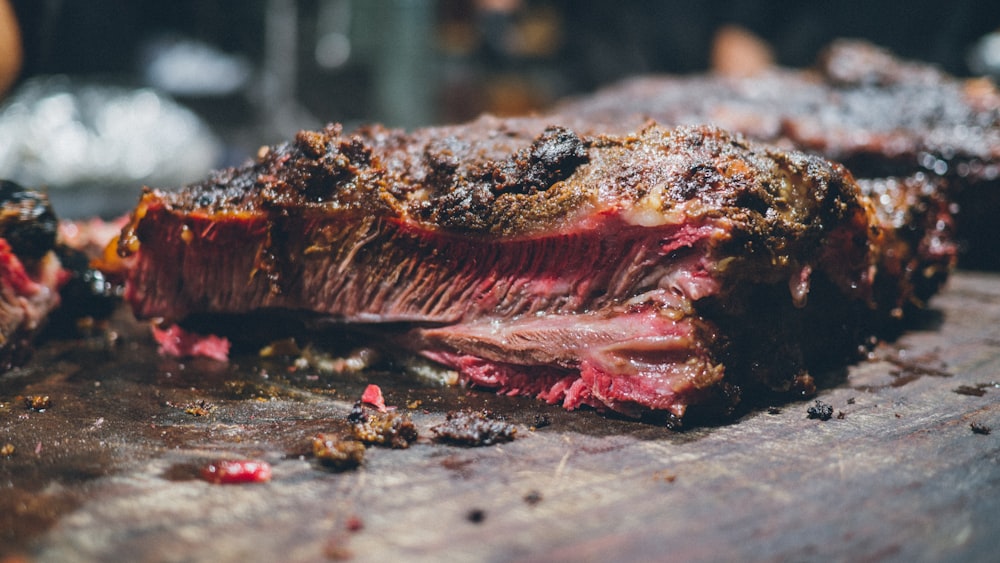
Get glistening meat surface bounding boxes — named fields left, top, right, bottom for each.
left=118, top=123, right=885, bottom=421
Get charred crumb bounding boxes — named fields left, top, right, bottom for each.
left=837, top=411, right=846, bottom=420
left=167, top=399, right=216, bottom=417
left=954, top=385, right=987, bottom=397
left=529, top=414, right=551, bottom=430
left=970, top=422, right=992, bottom=435
left=185, top=404, right=213, bottom=417
left=662, top=411, right=684, bottom=430
left=766, top=406, right=782, bottom=415
left=313, top=432, right=366, bottom=470
left=348, top=402, right=418, bottom=448
left=352, top=412, right=418, bottom=448
left=24, top=395, right=51, bottom=411
left=954, top=382, right=1000, bottom=397
left=432, top=409, right=517, bottom=446
left=523, top=490, right=543, bottom=506
left=466, top=508, right=486, bottom=524
left=806, top=400, right=834, bottom=421
left=346, top=401, right=368, bottom=424
left=653, top=470, right=677, bottom=483
left=847, top=397, right=856, bottom=404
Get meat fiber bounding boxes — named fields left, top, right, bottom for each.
left=0, top=181, right=68, bottom=369
left=557, top=40, right=990, bottom=268
left=116, top=122, right=887, bottom=422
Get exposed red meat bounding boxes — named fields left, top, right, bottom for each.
left=151, top=324, right=231, bottom=361
left=361, top=384, right=387, bottom=412
left=200, top=459, right=272, bottom=484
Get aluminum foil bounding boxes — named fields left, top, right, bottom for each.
left=0, top=76, right=220, bottom=216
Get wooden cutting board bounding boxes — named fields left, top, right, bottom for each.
left=2, top=272, right=999, bottom=562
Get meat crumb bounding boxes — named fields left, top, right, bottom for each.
left=766, top=406, right=782, bottom=415
left=970, top=422, right=992, bottom=435
left=361, top=384, right=386, bottom=412
left=24, top=395, right=51, bottom=411
left=954, top=385, right=988, bottom=397
left=200, top=459, right=272, bottom=484
left=167, top=399, right=216, bottom=416
left=432, top=409, right=517, bottom=446
left=348, top=402, right=418, bottom=448
left=806, top=400, right=834, bottom=421
left=152, top=324, right=231, bottom=361
left=523, top=490, right=543, bottom=506
left=653, top=470, right=677, bottom=483
left=313, top=433, right=366, bottom=470
left=529, top=414, right=551, bottom=430
left=1, top=443, right=14, bottom=456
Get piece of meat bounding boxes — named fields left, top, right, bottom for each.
left=857, top=174, right=956, bottom=318
left=360, top=384, right=387, bottom=412
left=114, top=122, right=885, bottom=421
left=556, top=39, right=993, bottom=268
left=36, top=216, right=129, bottom=333
left=0, top=180, right=68, bottom=370
left=150, top=323, right=231, bottom=361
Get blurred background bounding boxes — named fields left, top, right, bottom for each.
left=1, top=0, right=999, bottom=217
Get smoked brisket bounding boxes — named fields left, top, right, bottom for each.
left=558, top=40, right=991, bottom=268
left=117, top=122, right=887, bottom=420
left=111, top=40, right=987, bottom=421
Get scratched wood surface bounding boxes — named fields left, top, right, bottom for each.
left=2, top=272, right=999, bottom=562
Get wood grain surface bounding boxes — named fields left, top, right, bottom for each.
left=2, top=272, right=999, bottom=562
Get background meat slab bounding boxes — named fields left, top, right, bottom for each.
left=1, top=271, right=998, bottom=562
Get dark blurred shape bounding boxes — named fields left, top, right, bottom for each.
left=50, top=245, right=120, bottom=328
